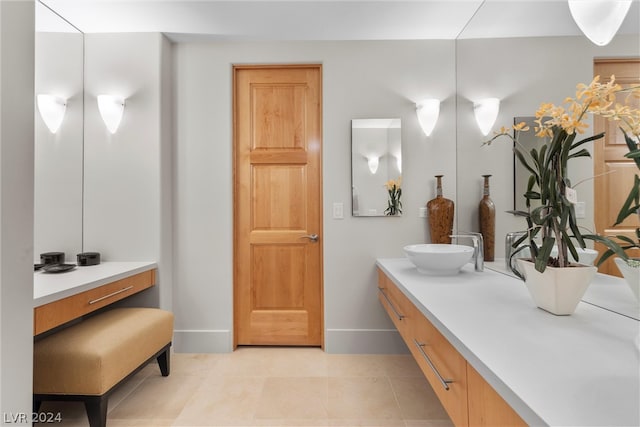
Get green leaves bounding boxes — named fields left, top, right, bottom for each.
left=509, top=124, right=596, bottom=272
left=584, top=234, right=630, bottom=265
left=622, top=129, right=640, bottom=169
left=535, top=237, right=555, bottom=273
left=614, top=174, right=640, bottom=226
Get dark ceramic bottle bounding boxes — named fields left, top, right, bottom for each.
left=427, top=175, right=454, bottom=244
left=479, top=174, right=496, bottom=262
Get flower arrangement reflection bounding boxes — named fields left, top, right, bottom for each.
left=484, top=75, right=640, bottom=274
left=384, top=177, right=402, bottom=216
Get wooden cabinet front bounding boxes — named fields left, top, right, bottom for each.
left=467, top=363, right=527, bottom=427
left=377, top=269, right=417, bottom=338
left=377, top=267, right=526, bottom=427
left=34, top=269, right=156, bottom=335
left=411, top=311, right=469, bottom=426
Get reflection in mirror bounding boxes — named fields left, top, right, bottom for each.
left=351, top=119, right=402, bottom=216
left=34, top=1, right=84, bottom=263
left=456, top=1, right=639, bottom=319
left=513, top=116, right=544, bottom=212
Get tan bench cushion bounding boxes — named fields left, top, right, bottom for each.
left=34, top=308, right=173, bottom=395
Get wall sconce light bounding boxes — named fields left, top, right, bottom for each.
left=473, top=98, right=500, bottom=136
left=36, top=94, right=67, bottom=134
left=416, top=98, right=440, bottom=137
left=568, top=0, right=632, bottom=46
left=367, top=156, right=380, bottom=174
left=97, top=95, right=125, bottom=134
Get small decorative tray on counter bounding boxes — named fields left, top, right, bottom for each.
left=41, top=263, right=76, bottom=274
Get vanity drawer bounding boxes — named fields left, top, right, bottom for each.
left=377, top=269, right=416, bottom=339
left=34, top=269, right=156, bottom=335
left=467, top=363, right=527, bottom=427
left=410, top=310, right=469, bottom=427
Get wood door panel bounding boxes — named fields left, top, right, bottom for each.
left=252, top=244, right=306, bottom=309
left=252, top=165, right=307, bottom=230
left=249, top=310, right=309, bottom=344
left=251, top=84, right=307, bottom=151
left=235, top=64, right=323, bottom=346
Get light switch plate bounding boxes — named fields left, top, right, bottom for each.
left=333, top=202, right=344, bottom=219
left=575, top=201, right=586, bottom=219
left=419, top=207, right=427, bottom=217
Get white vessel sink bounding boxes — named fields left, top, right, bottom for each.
left=404, top=244, right=474, bottom=275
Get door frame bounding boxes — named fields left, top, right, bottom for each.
left=231, top=63, right=324, bottom=349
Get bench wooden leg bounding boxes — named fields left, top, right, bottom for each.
left=157, top=346, right=170, bottom=376
left=33, top=396, right=42, bottom=413
left=84, top=396, right=108, bottom=427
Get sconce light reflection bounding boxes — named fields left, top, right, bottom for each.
left=416, top=98, right=440, bottom=137
left=568, top=0, right=632, bottom=46
left=473, top=98, right=500, bottom=136
left=97, top=95, right=125, bottom=134
left=367, top=156, right=380, bottom=174
left=37, top=94, right=67, bottom=134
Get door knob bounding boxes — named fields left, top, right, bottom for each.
left=302, top=234, right=319, bottom=242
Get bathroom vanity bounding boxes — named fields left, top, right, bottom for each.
left=33, top=261, right=157, bottom=335
left=376, top=258, right=639, bottom=427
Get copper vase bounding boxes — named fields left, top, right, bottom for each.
left=479, top=174, right=496, bottom=262
left=427, top=175, right=454, bottom=244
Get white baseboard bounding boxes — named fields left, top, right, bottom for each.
left=172, top=328, right=408, bottom=354
left=324, top=329, right=409, bottom=354
left=173, top=329, right=232, bottom=353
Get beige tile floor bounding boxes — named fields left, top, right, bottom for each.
left=36, top=347, right=454, bottom=427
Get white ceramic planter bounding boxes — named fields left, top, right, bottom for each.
left=614, top=258, right=640, bottom=302
left=516, top=259, right=597, bottom=315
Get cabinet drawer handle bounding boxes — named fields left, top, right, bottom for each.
left=413, top=339, right=453, bottom=391
left=88, top=286, right=134, bottom=305
left=378, top=287, right=405, bottom=320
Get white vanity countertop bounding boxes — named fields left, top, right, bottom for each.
left=376, top=258, right=640, bottom=427
left=34, top=261, right=157, bottom=307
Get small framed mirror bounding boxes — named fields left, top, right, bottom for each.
left=351, top=119, right=402, bottom=216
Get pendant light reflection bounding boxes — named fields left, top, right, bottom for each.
left=37, top=94, right=67, bottom=134
left=416, top=99, right=440, bottom=137
left=473, top=98, right=500, bottom=136
left=97, top=95, right=125, bottom=134
left=568, top=0, right=632, bottom=46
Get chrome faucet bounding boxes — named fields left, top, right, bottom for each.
left=450, top=232, right=484, bottom=272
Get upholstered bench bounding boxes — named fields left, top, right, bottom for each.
left=33, top=307, right=174, bottom=427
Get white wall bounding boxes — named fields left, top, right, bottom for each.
left=456, top=34, right=640, bottom=259
left=83, top=33, right=173, bottom=310
left=0, top=1, right=34, bottom=422
left=173, top=40, right=457, bottom=353
left=73, top=33, right=638, bottom=355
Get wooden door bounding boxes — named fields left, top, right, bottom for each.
left=594, top=59, right=640, bottom=275
left=233, top=65, right=323, bottom=346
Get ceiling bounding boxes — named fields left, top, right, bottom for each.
left=40, top=0, right=640, bottom=42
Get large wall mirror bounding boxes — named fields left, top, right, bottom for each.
left=455, top=1, right=639, bottom=319
left=351, top=119, right=402, bottom=216
left=34, top=1, right=84, bottom=263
